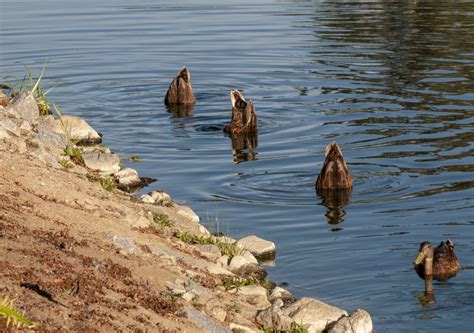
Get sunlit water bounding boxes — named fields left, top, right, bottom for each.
left=1, top=1, right=473, bottom=331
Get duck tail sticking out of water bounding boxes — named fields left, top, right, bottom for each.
left=164, top=66, right=195, bottom=105
left=315, top=141, right=353, bottom=190
left=224, top=90, right=258, bottom=136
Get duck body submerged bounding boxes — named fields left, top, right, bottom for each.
left=315, top=141, right=352, bottom=191
left=164, top=67, right=195, bottom=105
left=224, top=90, right=257, bottom=136
left=414, top=240, right=461, bottom=282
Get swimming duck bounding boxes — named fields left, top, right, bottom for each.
left=164, top=67, right=195, bottom=105
left=315, top=141, right=352, bottom=190
left=414, top=240, right=461, bottom=282
left=223, top=90, right=258, bottom=136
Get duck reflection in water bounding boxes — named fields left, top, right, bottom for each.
left=166, top=103, right=194, bottom=118
left=317, top=187, right=352, bottom=225
left=224, top=90, right=258, bottom=163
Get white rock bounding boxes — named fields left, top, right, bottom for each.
left=269, top=287, right=293, bottom=303
left=176, top=204, right=200, bottom=223
left=327, top=309, right=373, bottom=333
left=198, top=224, right=211, bottom=236
left=114, top=168, right=142, bottom=187
left=255, top=306, right=293, bottom=331
left=82, top=151, right=120, bottom=174
left=217, top=255, right=230, bottom=267
left=228, top=255, right=255, bottom=274
left=282, top=297, right=348, bottom=333
left=150, top=190, right=172, bottom=203
left=0, top=127, right=10, bottom=139
left=237, top=235, right=276, bottom=259
left=139, top=194, right=155, bottom=204
left=51, top=115, right=101, bottom=144
left=217, top=236, right=236, bottom=244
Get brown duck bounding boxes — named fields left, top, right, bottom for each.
left=414, top=240, right=461, bottom=282
left=223, top=90, right=258, bottom=136
left=315, top=141, right=352, bottom=190
left=164, top=67, right=195, bottom=105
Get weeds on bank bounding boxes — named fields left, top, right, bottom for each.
left=153, top=213, right=175, bottom=229
left=222, top=276, right=258, bottom=291
left=0, top=295, right=36, bottom=329
left=64, top=145, right=84, bottom=165
left=86, top=172, right=117, bottom=192
left=226, top=302, right=241, bottom=313
left=1, top=60, right=61, bottom=115
left=261, top=323, right=309, bottom=333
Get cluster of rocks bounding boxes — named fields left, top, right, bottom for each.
left=1, top=90, right=374, bottom=332
left=0, top=91, right=154, bottom=191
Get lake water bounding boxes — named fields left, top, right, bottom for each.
left=1, top=1, right=473, bottom=331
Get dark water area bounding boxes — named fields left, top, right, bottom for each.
left=1, top=1, right=473, bottom=331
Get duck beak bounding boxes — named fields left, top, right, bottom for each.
left=414, top=251, right=425, bottom=265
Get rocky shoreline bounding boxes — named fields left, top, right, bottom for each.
left=0, top=91, right=373, bottom=332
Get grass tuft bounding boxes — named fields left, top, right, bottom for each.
left=0, top=295, right=36, bottom=329
left=153, top=213, right=174, bottom=229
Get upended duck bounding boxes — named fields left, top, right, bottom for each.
left=223, top=90, right=258, bottom=136
left=414, top=240, right=461, bottom=282
left=315, top=141, right=353, bottom=190
left=164, top=67, right=195, bottom=105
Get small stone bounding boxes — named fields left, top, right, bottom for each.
left=241, top=250, right=258, bottom=265
left=112, top=236, right=136, bottom=253
left=196, top=244, right=222, bottom=261
left=187, top=282, right=213, bottom=303
left=228, top=255, right=261, bottom=276
left=176, top=204, right=200, bottom=223
left=326, top=309, right=373, bottom=333
left=82, top=152, right=120, bottom=174
left=272, top=298, right=284, bottom=308
left=211, top=307, right=227, bottom=323
left=182, top=292, right=195, bottom=302
left=239, top=285, right=267, bottom=298
left=199, top=224, right=211, bottom=236
left=237, top=235, right=276, bottom=260
left=255, top=306, right=293, bottom=332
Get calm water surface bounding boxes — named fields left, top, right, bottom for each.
left=1, top=1, right=473, bottom=331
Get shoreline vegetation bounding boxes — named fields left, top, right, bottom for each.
left=0, top=68, right=373, bottom=332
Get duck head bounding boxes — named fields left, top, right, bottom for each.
left=315, top=141, right=352, bottom=190
left=164, top=66, right=195, bottom=105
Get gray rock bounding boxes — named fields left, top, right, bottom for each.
left=51, top=115, right=101, bottom=144
left=112, top=236, right=136, bottom=254
left=326, top=309, right=373, bottom=333
left=282, top=297, right=347, bottom=333
left=187, top=282, right=213, bottom=304
left=0, top=119, right=20, bottom=137
left=196, top=244, right=222, bottom=261
left=82, top=151, right=120, bottom=174
left=255, top=306, right=293, bottom=331
left=34, top=129, right=68, bottom=149
left=229, top=323, right=259, bottom=333
left=7, top=92, right=39, bottom=122
left=237, top=235, right=276, bottom=259
left=182, top=307, right=231, bottom=333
